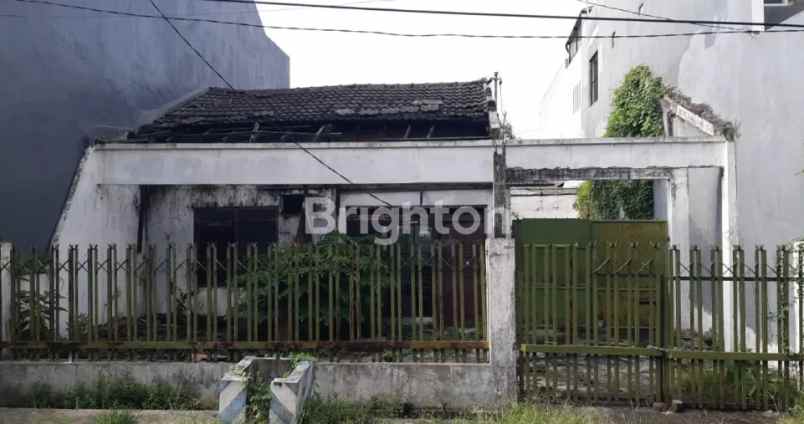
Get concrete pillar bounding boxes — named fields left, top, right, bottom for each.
left=0, top=242, right=11, bottom=345
left=669, top=167, right=734, bottom=348
left=485, top=238, right=516, bottom=405
left=653, top=180, right=669, bottom=221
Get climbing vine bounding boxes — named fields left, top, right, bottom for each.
left=575, top=65, right=666, bottom=220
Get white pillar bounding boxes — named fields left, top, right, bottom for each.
left=485, top=238, right=516, bottom=405
left=668, top=170, right=691, bottom=330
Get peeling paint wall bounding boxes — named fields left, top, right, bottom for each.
left=510, top=189, right=578, bottom=219
left=142, top=186, right=335, bottom=315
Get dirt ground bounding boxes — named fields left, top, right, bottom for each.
left=382, top=407, right=785, bottom=424
left=596, top=407, right=782, bottom=424
left=0, top=407, right=788, bottom=424
left=0, top=408, right=218, bottom=424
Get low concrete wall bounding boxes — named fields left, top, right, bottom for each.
left=0, top=362, right=233, bottom=408
left=314, top=362, right=497, bottom=409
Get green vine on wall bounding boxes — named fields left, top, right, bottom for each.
left=575, top=65, right=666, bottom=220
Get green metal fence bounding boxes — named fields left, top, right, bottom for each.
left=517, top=243, right=804, bottom=411
left=0, top=237, right=487, bottom=362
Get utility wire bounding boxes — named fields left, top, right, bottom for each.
left=154, top=0, right=390, bottom=204
left=24, top=0, right=389, bottom=205
left=203, top=0, right=804, bottom=30
left=13, top=0, right=804, bottom=39
left=578, top=0, right=744, bottom=32
left=3, top=0, right=394, bottom=18
left=148, top=0, right=234, bottom=89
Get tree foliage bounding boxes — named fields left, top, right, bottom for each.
left=575, top=65, right=666, bottom=220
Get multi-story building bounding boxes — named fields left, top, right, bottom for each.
left=534, top=0, right=804, bottom=249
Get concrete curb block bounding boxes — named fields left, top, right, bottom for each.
left=218, top=357, right=254, bottom=424
left=217, top=357, right=297, bottom=424
left=270, top=361, right=315, bottom=424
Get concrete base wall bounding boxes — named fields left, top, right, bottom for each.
left=314, top=362, right=497, bottom=410
left=0, top=362, right=233, bottom=408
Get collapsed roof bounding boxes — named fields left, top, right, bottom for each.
left=126, top=80, right=496, bottom=143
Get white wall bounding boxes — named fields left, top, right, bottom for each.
left=49, top=148, right=140, bottom=330
left=510, top=189, right=578, bottom=219
left=94, top=141, right=497, bottom=186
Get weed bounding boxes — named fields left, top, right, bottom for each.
left=472, top=403, right=600, bottom=424
left=288, top=352, right=316, bottom=371
left=299, top=400, right=599, bottom=424
left=94, top=410, right=138, bottom=424
left=246, top=378, right=272, bottom=423
left=300, top=398, right=374, bottom=424
left=25, top=376, right=201, bottom=410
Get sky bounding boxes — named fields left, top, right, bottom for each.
left=250, top=0, right=586, bottom=139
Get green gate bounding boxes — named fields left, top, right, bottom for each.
left=515, top=220, right=804, bottom=410
left=515, top=219, right=668, bottom=405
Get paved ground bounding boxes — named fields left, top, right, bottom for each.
left=0, top=408, right=219, bottom=424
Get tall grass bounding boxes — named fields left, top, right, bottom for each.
left=93, top=410, right=138, bottom=424
left=25, top=376, right=201, bottom=410
left=300, top=400, right=600, bottom=424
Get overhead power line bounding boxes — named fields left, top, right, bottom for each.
left=13, top=0, right=391, bottom=204
left=578, top=0, right=744, bottom=32
left=13, top=0, right=804, bottom=39
left=148, top=0, right=234, bottom=89
left=203, top=0, right=804, bottom=30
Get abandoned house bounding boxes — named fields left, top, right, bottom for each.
left=4, top=76, right=793, bottom=410
left=52, top=80, right=500, bottom=250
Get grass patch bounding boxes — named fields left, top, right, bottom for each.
left=471, top=404, right=600, bottom=424
left=24, top=375, right=202, bottom=410
left=93, top=410, right=138, bottom=424
left=299, top=400, right=600, bottom=424
left=300, top=398, right=417, bottom=424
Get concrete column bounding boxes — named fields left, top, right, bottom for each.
left=653, top=180, right=669, bottom=221
left=669, top=167, right=734, bottom=347
left=0, top=242, right=11, bottom=346
left=668, top=169, right=693, bottom=331
left=485, top=238, right=516, bottom=405
left=720, top=141, right=741, bottom=352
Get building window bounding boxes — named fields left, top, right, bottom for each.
left=764, top=0, right=802, bottom=29
left=589, top=52, right=599, bottom=106
left=194, top=207, right=279, bottom=286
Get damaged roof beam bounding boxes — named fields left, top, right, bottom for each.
left=426, top=124, right=436, bottom=139
left=248, top=122, right=261, bottom=143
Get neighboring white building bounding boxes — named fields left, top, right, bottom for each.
left=533, top=0, right=804, bottom=250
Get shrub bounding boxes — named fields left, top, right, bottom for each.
left=575, top=65, right=665, bottom=220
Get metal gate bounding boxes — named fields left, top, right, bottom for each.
left=516, top=231, right=804, bottom=410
